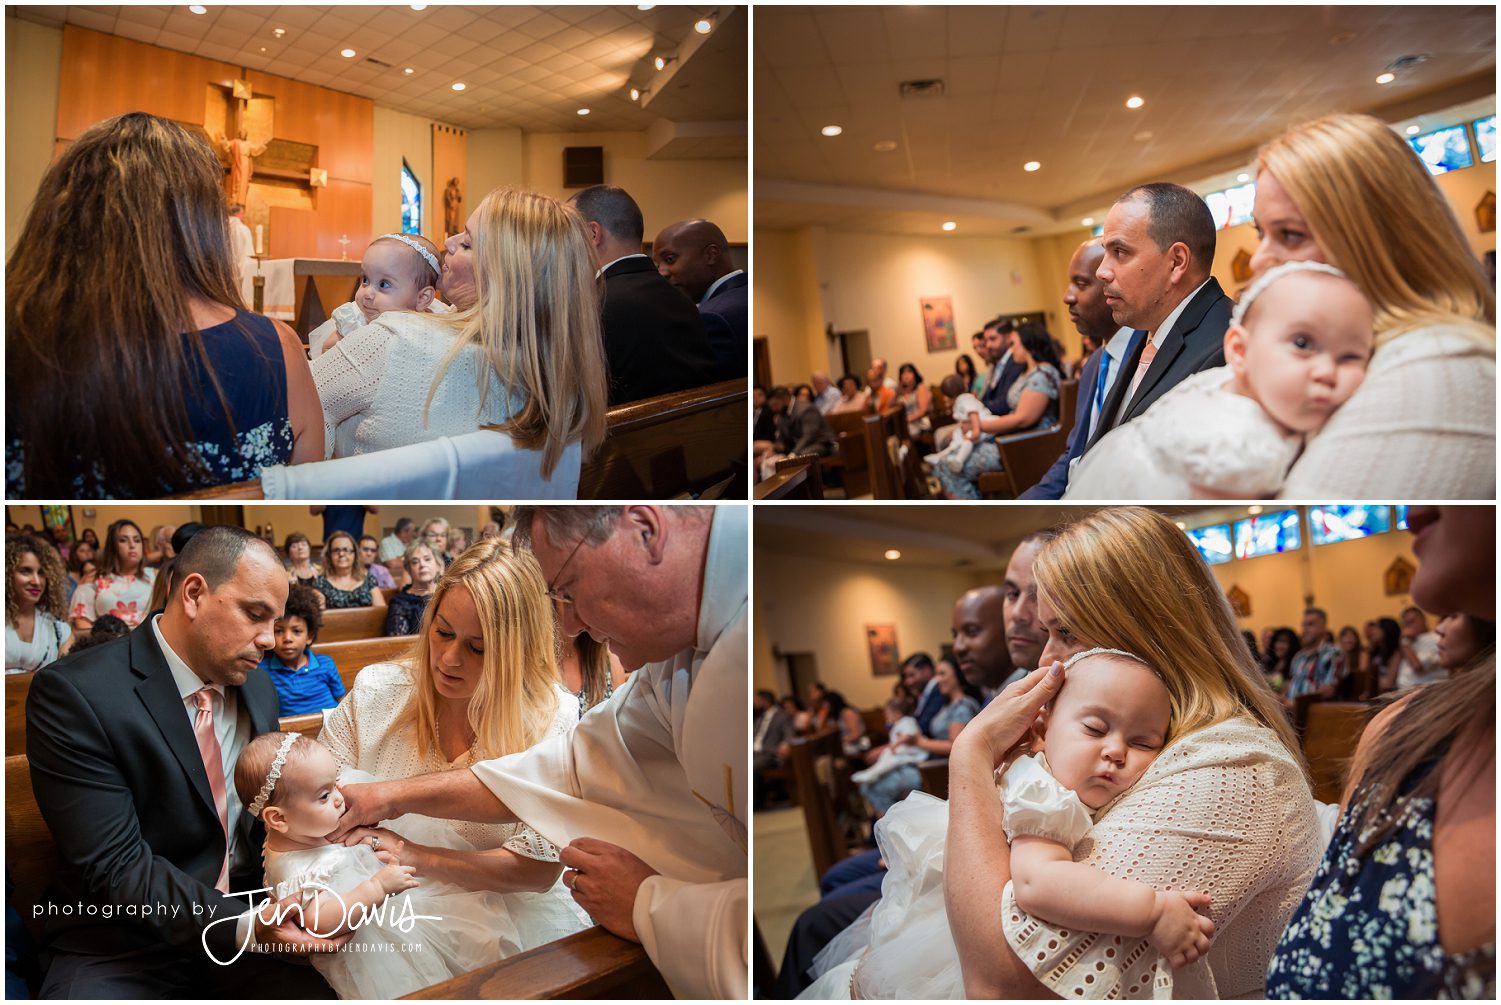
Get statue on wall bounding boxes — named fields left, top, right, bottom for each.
left=444, top=177, right=463, bottom=238
left=214, top=127, right=267, bottom=208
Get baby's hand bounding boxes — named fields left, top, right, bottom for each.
left=376, top=863, right=418, bottom=897
left=1148, top=889, right=1214, bottom=968
left=319, top=331, right=342, bottom=355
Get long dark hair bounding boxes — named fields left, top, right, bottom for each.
left=99, top=520, right=145, bottom=578
left=7, top=112, right=254, bottom=496
left=955, top=354, right=977, bottom=382
left=1015, top=323, right=1064, bottom=373
left=1263, top=627, right=1298, bottom=675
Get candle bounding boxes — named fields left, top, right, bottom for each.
left=255, top=224, right=264, bottom=256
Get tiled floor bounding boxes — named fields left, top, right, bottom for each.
left=753, top=805, right=819, bottom=977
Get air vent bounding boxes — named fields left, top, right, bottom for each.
left=1386, top=54, right=1429, bottom=71
left=899, top=79, right=945, bottom=99
left=1010, top=225, right=1031, bottom=234
left=365, top=56, right=392, bottom=68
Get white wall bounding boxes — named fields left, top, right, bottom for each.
left=5, top=17, right=63, bottom=254
left=468, top=126, right=525, bottom=206
left=372, top=106, right=434, bottom=239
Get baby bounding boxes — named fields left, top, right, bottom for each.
left=308, top=233, right=444, bottom=359
left=235, top=732, right=490, bottom=998
left=1001, top=648, right=1214, bottom=979
left=1065, top=260, right=1374, bottom=498
left=924, top=373, right=995, bottom=472
left=851, top=695, right=927, bottom=786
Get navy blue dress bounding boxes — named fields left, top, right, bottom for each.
left=1267, top=759, right=1495, bottom=998
left=7, top=310, right=292, bottom=496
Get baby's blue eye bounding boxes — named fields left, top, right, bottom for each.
left=379, top=279, right=392, bottom=289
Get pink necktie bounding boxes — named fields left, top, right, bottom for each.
left=1124, top=338, right=1158, bottom=404
left=193, top=687, right=231, bottom=893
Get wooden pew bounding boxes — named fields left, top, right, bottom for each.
left=786, top=730, right=849, bottom=880
left=6, top=671, right=33, bottom=756
left=579, top=379, right=746, bottom=500
left=824, top=411, right=871, bottom=498
left=319, top=606, right=389, bottom=643
left=755, top=456, right=824, bottom=501
left=5, top=752, right=670, bottom=998
left=277, top=711, right=325, bottom=738
left=318, top=635, right=415, bottom=691
left=402, top=925, right=672, bottom=999
left=919, top=758, right=950, bottom=801
left=1301, top=700, right=1377, bottom=804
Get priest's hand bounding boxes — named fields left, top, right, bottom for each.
left=327, top=781, right=392, bottom=843
left=559, top=837, right=659, bottom=943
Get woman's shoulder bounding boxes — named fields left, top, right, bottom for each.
left=1147, top=716, right=1304, bottom=779
left=1373, top=322, right=1496, bottom=366
left=349, top=660, right=416, bottom=694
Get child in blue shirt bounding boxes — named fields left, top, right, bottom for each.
left=260, top=583, right=345, bottom=716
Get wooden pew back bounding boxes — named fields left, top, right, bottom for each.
left=7, top=754, right=55, bottom=941
left=786, top=730, right=849, bottom=880
left=580, top=379, right=746, bottom=499
left=1302, top=700, right=1377, bottom=803
left=6, top=672, right=33, bottom=757
left=317, top=635, right=415, bottom=692
left=319, top=606, right=389, bottom=643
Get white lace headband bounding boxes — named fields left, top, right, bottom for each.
left=377, top=233, right=440, bottom=280
left=247, top=732, right=299, bottom=818
left=1063, top=646, right=1160, bottom=678
left=1231, top=260, right=1355, bottom=328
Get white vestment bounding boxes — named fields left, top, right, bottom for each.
left=471, top=506, right=748, bottom=999
left=229, top=215, right=255, bottom=306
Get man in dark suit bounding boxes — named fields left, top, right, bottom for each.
left=1082, top=182, right=1231, bottom=455
left=569, top=185, right=714, bottom=406
left=978, top=319, right=1024, bottom=417
left=752, top=690, right=797, bottom=809
left=27, top=526, right=339, bottom=996
left=768, top=385, right=836, bottom=459
left=652, top=219, right=747, bottom=383
left=1021, top=238, right=1140, bottom=499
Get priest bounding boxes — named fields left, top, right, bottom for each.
left=332, top=505, right=747, bottom=999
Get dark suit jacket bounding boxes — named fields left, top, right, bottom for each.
left=753, top=708, right=797, bottom=760
left=1083, top=278, right=1232, bottom=453
left=601, top=256, right=715, bottom=406
left=698, top=272, right=748, bottom=383
left=26, top=623, right=280, bottom=959
left=980, top=355, right=1025, bottom=417
left=775, top=399, right=836, bottom=457
left=753, top=405, right=775, bottom=442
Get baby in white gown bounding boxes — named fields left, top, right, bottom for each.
left=924, top=373, right=995, bottom=472
left=1066, top=261, right=1374, bottom=498
left=308, top=233, right=444, bottom=360
left=235, top=732, right=503, bottom=999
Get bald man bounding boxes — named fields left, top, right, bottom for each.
left=653, top=219, right=746, bottom=382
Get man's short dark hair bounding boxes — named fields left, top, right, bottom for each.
left=754, top=383, right=767, bottom=395
left=1401, top=605, right=1425, bottom=619
left=756, top=689, right=776, bottom=704
left=570, top=184, right=644, bottom=244
left=901, top=652, right=935, bottom=675
left=170, top=525, right=277, bottom=598
left=768, top=385, right=791, bottom=402
left=394, top=517, right=415, bottom=534
left=1305, top=606, right=1329, bottom=623
left=1118, top=182, right=1216, bottom=271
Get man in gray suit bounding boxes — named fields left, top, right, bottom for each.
left=1083, top=182, right=1231, bottom=454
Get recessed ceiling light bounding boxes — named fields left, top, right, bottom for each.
left=1237, top=172, right=1250, bottom=183
left=340, top=48, right=356, bottom=58
left=629, top=87, right=640, bottom=101
left=577, top=108, right=590, bottom=116
left=451, top=82, right=466, bottom=91
left=873, top=139, right=897, bottom=152
left=403, top=67, right=414, bottom=75
left=188, top=5, right=206, bottom=14
left=884, top=549, right=901, bottom=561
left=1081, top=217, right=1094, bottom=226
left=941, top=221, right=957, bottom=232
left=1125, top=95, right=1144, bottom=109
left=1248, top=505, right=1263, bottom=515
left=1023, top=160, right=1041, bottom=172
left=259, top=46, right=266, bottom=52
left=1405, top=124, right=1421, bottom=135
left=1376, top=72, right=1395, bottom=84
left=821, top=125, right=843, bottom=137
left=695, top=17, right=713, bottom=34
left=410, top=3, right=427, bottom=10
left=272, top=27, right=286, bottom=37
left=638, top=3, right=655, bottom=8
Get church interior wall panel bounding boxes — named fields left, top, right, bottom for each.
left=267, top=179, right=371, bottom=260
left=6, top=504, right=205, bottom=546
left=467, top=127, right=527, bottom=210
left=754, top=550, right=981, bottom=710
left=431, top=123, right=468, bottom=241
left=372, top=106, right=435, bottom=239
left=245, top=70, right=373, bottom=185
left=522, top=130, right=747, bottom=243
left=1434, top=162, right=1497, bottom=258
left=6, top=18, right=63, bottom=254
left=817, top=231, right=1049, bottom=389
left=239, top=505, right=492, bottom=547
left=1207, top=525, right=1419, bottom=638
left=753, top=227, right=827, bottom=385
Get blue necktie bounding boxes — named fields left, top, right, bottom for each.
left=1093, top=351, right=1112, bottom=414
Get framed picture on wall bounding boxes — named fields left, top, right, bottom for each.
left=920, top=297, right=957, bottom=352
left=866, top=623, right=901, bottom=676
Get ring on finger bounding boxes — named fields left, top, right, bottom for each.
left=370, top=836, right=381, bottom=851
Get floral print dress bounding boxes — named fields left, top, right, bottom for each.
left=69, top=570, right=157, bottom=628
left=1267, top=761, right=1495, bottom=998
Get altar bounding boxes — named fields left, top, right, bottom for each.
left=240, top=257, right=364, bottom=342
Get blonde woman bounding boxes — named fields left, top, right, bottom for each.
left=806, top=508, right=1321, bottom=999
left=310, top=188, right=608, bottom=478
left=320, top=537, right=587, bottom=959
left=1250, top=114, right=1496, bottom=498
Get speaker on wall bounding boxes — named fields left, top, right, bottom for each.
left=563, top=146, right=604, bottom=188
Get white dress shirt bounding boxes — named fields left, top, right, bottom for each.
left=595, top=252, right=651, bottom=279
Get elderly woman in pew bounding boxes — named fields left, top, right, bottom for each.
left=310, top=187, right=607, bottom=483
left=384, top=541, right=440, bottom=637
left=1269, top=507, right=1496, bottom=998
left=318, top=538, right=589, bottom=959
left=311, top=531, right=387, bottom=612
left=6, top=112, right=321, bottom=497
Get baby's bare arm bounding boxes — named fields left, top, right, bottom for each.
left=302, top=866, right=416, bottom=938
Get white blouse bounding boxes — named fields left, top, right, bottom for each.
left=309, top=311, right=522, bottom=459
left=6, top=612, right=72, bottom=673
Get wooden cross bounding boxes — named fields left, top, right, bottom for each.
left=337, top=234, right=351, bottom=260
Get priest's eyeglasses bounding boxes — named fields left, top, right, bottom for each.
left=545, top=533, right=589, bottom=605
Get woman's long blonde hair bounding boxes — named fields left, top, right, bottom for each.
left=1257, top=113, right=1495, bottom=348
left=397, top=537, right=560, bottom=760
left=426, top=188, right=608, bottom=477
left=1035, top=507, right=1300, bottom=759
